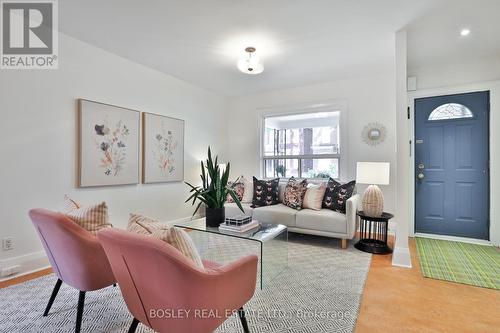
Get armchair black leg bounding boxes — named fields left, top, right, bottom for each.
left=128, top=318, right=139, bottom=333
left=43, top=279, right=62, bottom=316
left=75, top=291, right=86, bottom=333
left=238, top=307, right=250, bottom=333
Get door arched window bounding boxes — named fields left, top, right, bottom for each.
left=428, top=103, right=473, bottom=121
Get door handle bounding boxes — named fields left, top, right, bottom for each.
left=417, top=173, right=425, bottom=180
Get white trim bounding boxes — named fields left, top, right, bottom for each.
left=391, top=246, right=412, bottom=268
left=415, top=233, right=491, bottom=246
left=0, top=250, right=49, bottom=281
left=257, top=99, right=349, bottom=182
left=408, top=83, right=492, bottom=240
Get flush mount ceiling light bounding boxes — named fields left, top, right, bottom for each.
left=237, top=47, right=264, bottom=75
left=460, top=28, right=471, bottom=36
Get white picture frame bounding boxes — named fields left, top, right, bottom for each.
left=78, top=99, right=140, bottom=187
left=142, top=112, right=184, bottom=183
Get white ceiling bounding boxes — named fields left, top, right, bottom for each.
left=58, top=0, right=499, bottom=97
left=407, top=0, right=500, bottom=70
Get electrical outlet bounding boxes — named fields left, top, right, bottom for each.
left=2, top=237, right=14, bottom=251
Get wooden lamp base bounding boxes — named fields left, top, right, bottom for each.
left=362, top=184, right=384, bottom=217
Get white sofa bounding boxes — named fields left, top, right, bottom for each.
left=225, top=183, right=359, bottom=249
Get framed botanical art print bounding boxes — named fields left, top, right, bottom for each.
left=78, top=99, right=140, bottom=187
left=142, top=112, right=184, bottom=183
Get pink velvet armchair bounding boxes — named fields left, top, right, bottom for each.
left=29, top=209, right=116, bottom=333
left=97, top=228, right=258, bottom=333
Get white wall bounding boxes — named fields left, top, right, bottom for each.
left=226, top=72, right=398, bottom=221
left=0, top=33, right=229, bottom=276
left=408, top=56, right=500, bottom=91
left=408, top=57, right=500, bottom=246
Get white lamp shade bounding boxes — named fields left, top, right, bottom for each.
left=237, top=57, right=264, bottom=74
left=356, top=162, right=390, bottom=185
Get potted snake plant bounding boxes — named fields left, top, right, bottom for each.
left=185, top=147, right=244, bottom=227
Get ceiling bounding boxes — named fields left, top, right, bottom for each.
left=58, top=0, right=498, bottom=97
left=407, top=0, right=500, bottom=70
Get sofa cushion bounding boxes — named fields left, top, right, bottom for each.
left=252, top=177, right=280, bottom=207
left=226, top=177, right=245, bottom=203
left=295, top=209, right=347, bottom=234
left=283, top=177, right=308, bottom=210
left=322, top=178, right=356, bottom=214
left=303, top=183, right=327, bottom=210
left=252, top=204, right=297, bottom=227
left=241, top=176, right=254, bottom=203
left=278, top=183, right=287, bottom=203
left=225, top=202, right=254, bottom=217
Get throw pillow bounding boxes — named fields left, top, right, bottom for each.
left=303, top=183, right=327, bottom=210
left=127, top=213, right=170, bottom=234
left=63, top=195, right=112, bottom=235
left=127, top=214, right=204, bottom=269
left=241, top=176, right=254, bottom=203
left=226, top=177, right=245, bottom=203
left=322, top=178, right=356, bottom=214
left=252, top=177, right=280, bottom=207
left=283, top=177, right=308, bottom=210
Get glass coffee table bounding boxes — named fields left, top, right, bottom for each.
left=175, top=219, right=288, bottom=289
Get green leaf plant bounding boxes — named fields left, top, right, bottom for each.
left=185, top=146, right=245, bottom=217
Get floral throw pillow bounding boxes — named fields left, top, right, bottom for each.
left=322, top=178, right=356, bottom=214
left=283, top=177, right=308, bottom=210
left=252, top=177, right=280, bottom=207
left=226, top=178, right=245, bottom=203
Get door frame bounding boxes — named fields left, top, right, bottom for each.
left=408, top=87, right=491, bottom=244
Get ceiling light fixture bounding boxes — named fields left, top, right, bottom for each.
left=460, top=28, right=470, bottom=36
left=237, top=47, right=264, bottom=75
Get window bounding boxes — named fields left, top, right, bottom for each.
left=428, top=103, right=473, bottom=121
left=262, top=111, right=340, bottom=179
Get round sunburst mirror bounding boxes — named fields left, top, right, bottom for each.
left=362, top=123, right=387, bottom=146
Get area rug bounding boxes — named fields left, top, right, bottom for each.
left=0, top=234, right=371, bottom=332
left=416, top=237, right=500, bottom=290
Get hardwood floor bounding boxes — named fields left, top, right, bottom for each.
left=355, top=238, right=500, bottom=333
left=0, top=268, right=52, bottom=289
left=1, top=239, right=499, bottom=333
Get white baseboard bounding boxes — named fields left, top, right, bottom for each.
left=0, top=213, right=205, bottom=282
left=0, top=251, right=49, bottom=282
left=391, top=246, right=412, bottom=268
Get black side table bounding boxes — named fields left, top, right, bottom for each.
left=355, top=211, right=394, bottom=254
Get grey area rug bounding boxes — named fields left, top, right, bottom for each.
left=0, top=233, right=371, bottom=333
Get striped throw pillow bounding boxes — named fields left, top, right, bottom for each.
left=127, top=214, right=204, bottom=269
left=127, top=213, right=169, bottom=234
left=63, top=196, right=112, bottom=235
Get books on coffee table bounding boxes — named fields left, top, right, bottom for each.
left=219, top=219, right=259, bottom=233
left=225, top=215, right=252, bottom=226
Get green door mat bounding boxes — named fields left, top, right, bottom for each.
left=416, top=237, right=500, bottom=290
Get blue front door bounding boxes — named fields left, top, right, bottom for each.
left=415, top=91, right=489, bottom=240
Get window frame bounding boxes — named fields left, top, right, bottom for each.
left=259, top=101, right=348, bottom=181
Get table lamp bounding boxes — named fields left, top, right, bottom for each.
left=356, top=162, right=390, bottom=217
